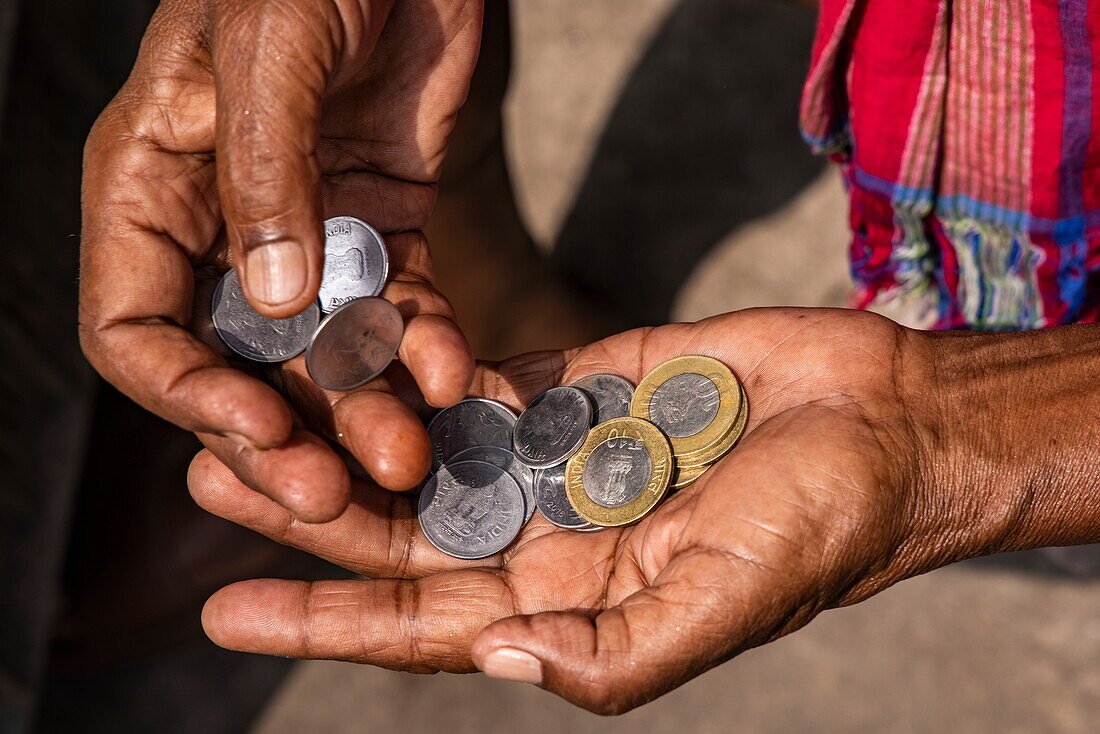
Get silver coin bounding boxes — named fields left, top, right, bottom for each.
left=427, top=398, right=517, bottom=471
left=418, top=460, right=525, bottom=560
left=533, top=464, right=591, bottom=530
left=582, top=436, right=652, bottom=508
left=570, top=373, right=635, bottom=424
left=305, top=297, right=403, bottom=391
left=451, top=445, right=536, bottom=523
left=318, top=217, right=389, bottom=313
left=211, top=269, right=319, bottom=363
left=648, top=372, right=721, bottom=438
left=512, top=387, right=593, bottom=469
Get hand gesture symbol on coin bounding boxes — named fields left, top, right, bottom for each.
left=191, top=309, right=947, bottom=714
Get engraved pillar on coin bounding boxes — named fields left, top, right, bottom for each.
left=601, top=453, right=635, bottom=506
left=439, top=478, right=495, bottom=538
left=584, top=437, right=651, bottom=508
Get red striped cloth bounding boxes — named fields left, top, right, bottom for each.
left=801, top=0, right=1100, bottom=330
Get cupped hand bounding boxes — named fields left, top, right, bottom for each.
left=189, top=307, right=960, bottom=713
left=80, top=0, right=482, bottom=520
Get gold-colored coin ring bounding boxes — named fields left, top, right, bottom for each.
left=670, top=462, right=709, bottom=489
left=630, top=356, right=742, bottom=457
left=565, top=417, right=673, bottom=527
left=676, top=383, right=748, bottom=469
left=676, top=383, right=747, bottom=468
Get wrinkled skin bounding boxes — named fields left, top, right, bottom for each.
left=190, top=308, right=955, bottom=714
left=80, top=0, right=483, bottom=522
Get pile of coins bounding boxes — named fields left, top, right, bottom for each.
left=207, top=216, right=402, bottom=391
left=418, top=356, right=747, bottom=559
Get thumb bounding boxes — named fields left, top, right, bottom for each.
left=470, top=551, right=750, bottom=715
left=210, top=0, right=386, bottom=317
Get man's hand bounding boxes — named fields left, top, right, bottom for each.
left=190, top=307, right=1025, bottom=712
left=80, top=0, right=482, bottom=521
left=188, top=308, right=1100, bottom=712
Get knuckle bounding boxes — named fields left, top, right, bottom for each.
left=419, top=290, right=457, bottom=321
left=411, top=236, right=434, bottom=277
left=386, top=282, right=456, bottom=322
left=127, top=77, right=212, bottom=146
left=83, top=110, right=114, bottom=162
left=221, top=151, right=303, bottom=202
left=76, top=319, right=105, bottom=363
left=581, top=685, right=634, bottom=717
left=215, top=0, right=334, bottom=81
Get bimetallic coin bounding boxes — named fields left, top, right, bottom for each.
left=570, top=374, right=635, bottom=424
left=318, top=216, right=390, bottom=313
left=451, top=445, right=536, bottom=523
left=631, top=356, right=742, bottom=458
left=671, top=463, right=709, bottom=489
left=533, top=464, right=591, bottom=530
left=428, top=399, right=518, bottom=471
left=513, top=387, right=593, bottom=469
left=305, top=297, right=403, bottom=391
left=565, top=417, right=672, bottom=527
left=675, top=383, right=748, bottom=468
left=418, top=461, right=525, bottom=560
left=211, top=269, right=319, bottom=363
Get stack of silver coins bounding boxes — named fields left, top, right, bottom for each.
left=206, top=216, right=402, bottom=391
left=418, top=360, right=747, bottom=559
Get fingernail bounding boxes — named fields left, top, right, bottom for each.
left=481, top=647, right=543, bottom=684
left=245, top=240, right=308, bottom=306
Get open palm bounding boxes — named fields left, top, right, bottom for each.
left=190, top=307, right=934, bottom=713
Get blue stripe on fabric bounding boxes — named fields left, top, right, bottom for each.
left=852, top=166, right=898, bottom=198
left=1057, top=238, right=1088, bottom=316
left=963, top=229, right=988, bottom=320
left=851, top=165, right=934, bottom=206
left=800, top=128, right=833, bottom=148
left=937, top=195, right=1037, bottom=234
left=800, top=114, right=851, bottom=150
left=849, top=164, right=1098, bottom=242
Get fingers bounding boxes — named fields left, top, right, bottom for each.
left=469, top=350, right=573, bottom=410
left=197, top=431, right=351, bottom=523
left=465, top=411, right=868, bottom=715
left=210, top=0, right=387, bottom=317
left=382, top=231, right=475, bottom=407
left=81, top=50, right=298, bottom=449
left=395, top=309, right=474, bottom=409
left=470, top=550, right=750, bottom=715
left=331, top=390, right=431, bottom=491
left=203, top=572, right=514, bottom=674
left=188, top=448, right=480, bottom=576
left=274, top=359, right=432, bottom=492
left=79, top=211, right=294, bottom=448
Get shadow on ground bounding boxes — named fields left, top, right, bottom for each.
left=552, top=0, right=823, bottom=325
